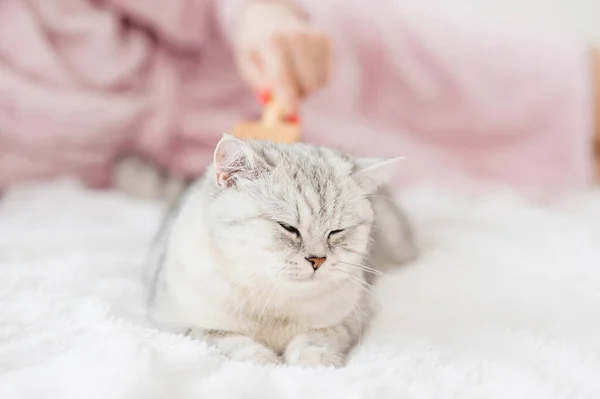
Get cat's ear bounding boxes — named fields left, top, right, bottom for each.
left=354, top=157, right=402, bottom=192
left=213, top=134, right=266, bottom=188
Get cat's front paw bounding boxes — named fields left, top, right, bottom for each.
left=227, top=342, right=280, bottom=365
left=284, top=342, right=345, bottom=368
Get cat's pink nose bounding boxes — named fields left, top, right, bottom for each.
left=306, top=256, right=326, bottom=271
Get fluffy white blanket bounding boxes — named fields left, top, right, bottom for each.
left=1, top=180, right=599, bottom=399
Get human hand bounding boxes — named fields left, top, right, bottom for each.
left=234, top=1, right=331, bottom=117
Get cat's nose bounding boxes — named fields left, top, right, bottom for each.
left=305, top=256, right=326, bottom=271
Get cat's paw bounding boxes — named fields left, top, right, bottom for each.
left=284, top=343, right=345, bottom=368
left=112, top=155, right=186, bottom=202
left=228, top=342, right=280, bottom=365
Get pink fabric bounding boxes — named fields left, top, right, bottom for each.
left=0, top=0, right=595, bottom=195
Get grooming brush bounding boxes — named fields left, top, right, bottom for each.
left=232, top=91, right=302, bottom=143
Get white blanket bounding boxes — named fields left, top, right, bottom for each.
left=1, top=180, right=600, bottom=399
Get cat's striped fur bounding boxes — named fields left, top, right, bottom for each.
left=144, top=135, right=415, bottom=367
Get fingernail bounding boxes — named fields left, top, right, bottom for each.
left=286, top=114, right=300, bottom=125
left=257, top=90, right=271, bottom=105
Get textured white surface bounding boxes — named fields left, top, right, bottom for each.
left=1, top=180, right=600, bottom=398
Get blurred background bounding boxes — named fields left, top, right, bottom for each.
left=455, top=0, right=600, bottom=42
left=1, top=0, right=599, bottom=194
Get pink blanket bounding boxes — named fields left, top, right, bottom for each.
left=0, top=0, right=595, bottom=196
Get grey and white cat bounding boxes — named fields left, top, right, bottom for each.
left=143, top=134, right=415, bottom=367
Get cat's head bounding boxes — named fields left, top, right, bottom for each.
left=206, top=134, right=400, bottom=291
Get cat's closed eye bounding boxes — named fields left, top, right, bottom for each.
left=328, top=229, right=345, bottom=239
left=278, top=222, right=300, bottom=237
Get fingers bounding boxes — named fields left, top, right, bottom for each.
left=288, top=34, right=318, bottom=98
left=287, top=30, right=331, bottom=98
left=238, top=44, right=298, bottom=116
left=263, top=34, right=299, bottom=116
left=314, top=32, right=331, bottom=89
left=238, top=49, right=266, bottom=92
left=238, top=30, right=331, bottom=117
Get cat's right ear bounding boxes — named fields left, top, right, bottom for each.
left=213, top=134, right=265, bottom=188
left=354, top=157, right=403, bottom=193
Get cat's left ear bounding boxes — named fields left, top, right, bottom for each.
left=354, top=157, right=403, bottom=192
left=213, top=134, right=267, bottom=188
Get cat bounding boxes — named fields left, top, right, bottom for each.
left=140, top=134, right=415, bottom=367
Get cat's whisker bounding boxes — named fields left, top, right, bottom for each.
left=365, top=194, right=396, bottom=203
left=337, top=269, right=382, bottom=303
left=334, top=281, right=364, bottom=347
left=253, top=281, right=279, bottom=337
left=230, top=273, right=266, bottom=291
left=339, top=247, right=369, bottom=257
left=247, top=283, right=272, bottom=320
left=246, top=271, right=281, bottom=329
left=342, top=265, right=385, bottom=278
left=228, top=277, right=273, bottom=320
left=339, top=261, right=385, bottom=275
left=338, top=261, right=386, bottom=277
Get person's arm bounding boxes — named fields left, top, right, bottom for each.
left=0, top=0, right=154, bottom=190
left=103, top=0, right=211, bottom=50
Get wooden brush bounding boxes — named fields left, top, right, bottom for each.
left=232, top=91, right=302, bottom=143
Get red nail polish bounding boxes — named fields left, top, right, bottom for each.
left=257, top=90, right=271, bottom=105
left=286, top=114, right=300, bottom=125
